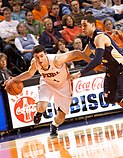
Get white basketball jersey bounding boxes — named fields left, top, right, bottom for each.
left=35, top=54, right=70, bottom=88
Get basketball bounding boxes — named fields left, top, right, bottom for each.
left=5, top=79, right=24, bottom=95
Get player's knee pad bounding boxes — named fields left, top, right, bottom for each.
left=104, top=92, right=115, bottom=104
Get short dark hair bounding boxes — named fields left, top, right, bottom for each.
left=33, top=45, right=46, bottom=54
left=50, top=2, right=59, bottom=10
left=82, top=15, right=96, bottom=25
left=3, top=7, right=12, bottom=14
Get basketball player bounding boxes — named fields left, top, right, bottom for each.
left=7, top=44, right=100, bottom=138
left=70, top=16, right=123, bottom=108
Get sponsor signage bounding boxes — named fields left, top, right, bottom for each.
left=7, top=73, right=121, bottom=129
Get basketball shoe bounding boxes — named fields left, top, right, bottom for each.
left=34, top=112, right=42, bottom=124
left=49, top=123, right=58, bottom=138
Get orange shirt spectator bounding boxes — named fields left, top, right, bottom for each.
left=103, top=18, right=123, bottom=49
left=96, top=20, right=105, bottom=31
left=61, top=26, right=82, bottom=43
left=61, top=14, right=82, bottom=43
left=106, top=29, right=123, bottom=48
left=32, top=0, right=48, bottom=22
left=0, top=15, right=4, bottom=21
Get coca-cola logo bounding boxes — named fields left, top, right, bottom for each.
left=92, top=77, right=104, bottom=90
left=14, top=97, right=36, bottom=123
left=76, top=77, right=104, bottom=93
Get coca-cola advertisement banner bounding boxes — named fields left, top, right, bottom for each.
left=7, top=73, right=121, bottom=129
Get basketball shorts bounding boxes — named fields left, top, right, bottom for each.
left=104, top=65, right=123, bottom=103
left=38, top=79, right=73, bottom=114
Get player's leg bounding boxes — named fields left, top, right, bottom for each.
left=50, top=108, right=66, bottom=138
left=49, top=80, right=72, bottom=138
left=103, top=73, right=117, bottom=104
left=116, top=69, right=123, bottom=108
left=34, top=101, right=49, bottom=124
left=34, top=84, right=53, bottom=124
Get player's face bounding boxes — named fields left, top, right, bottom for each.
left=34, top=51, right=48, bottom=66
left=81, top=20, right=93, bottom=36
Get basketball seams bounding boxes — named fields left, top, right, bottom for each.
left=14, top=80, right=23, bottom=91
left=9, top=80, right=19, bottom=95
left=6, top=80, right=23, bottom=95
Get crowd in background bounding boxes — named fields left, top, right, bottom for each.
left=0, top=0, right=123, bottom=77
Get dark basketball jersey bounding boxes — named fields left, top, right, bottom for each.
left=89, top=29, right=123, bottom=75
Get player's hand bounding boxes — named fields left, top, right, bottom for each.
left=69, top=71, right=81, bottom=81
left=3, top=76, right=13, bottom=88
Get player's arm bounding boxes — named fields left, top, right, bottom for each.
left=69, top=34, right=110, bottom=79
left=13, top=59, right=37, bottom=81
left=54, top=47, right=91, bottom=67
left=79, top=34, right=110, bottom=76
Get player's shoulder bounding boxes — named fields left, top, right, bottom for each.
left=47, top=54, right=57, bottom=61
left=95, top=32, right=108, bottom=41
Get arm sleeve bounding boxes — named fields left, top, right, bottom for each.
left=80, top=48, right=104, bottom=75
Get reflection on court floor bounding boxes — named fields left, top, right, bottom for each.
left=0, top=117, right=123, bottom=158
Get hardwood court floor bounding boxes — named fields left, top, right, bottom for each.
left=0, top=113, right=123, bottom=158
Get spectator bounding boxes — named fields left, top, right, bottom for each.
left=48, top=2, right=63, bottom=31
left=56, top=0, right=71, bottom=18
left=72, top=37, right=88, bottom=67
left=89, top=0, right=115, bottom=23
left=0, top=7, right=19, bottom=66
left=15, top=22, right=39, bottom=68
left=21, top=0, right=34, bottom=11
left=39, top=18, right=62, bottom=53
left=24, top=10, right=44, bottom=39
left=11, top=1, right=26, bottom=22
left=56, top=38, right=74, bottom=69
left=32, top=0, right=48, bottom=22
left=0, top=53, right=12, bottom=83
left=70, top=0, right=84, bottom=27
left=111, top=0, right=123, bottom=21
left=61, top=14, right=82, bottom=43
left=103, top=18, right=123, bottom=53
left=0, top=0, right=4, bottom=21
left=0, top=7, right=19, bottom=42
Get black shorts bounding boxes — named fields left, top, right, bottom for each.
left=104, top=64, right=123, bottom=103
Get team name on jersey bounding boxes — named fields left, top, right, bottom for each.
left=42, top=71, right=60, bottom=78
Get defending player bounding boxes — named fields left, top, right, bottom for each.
left=70, top=16, right=123, bottom=108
